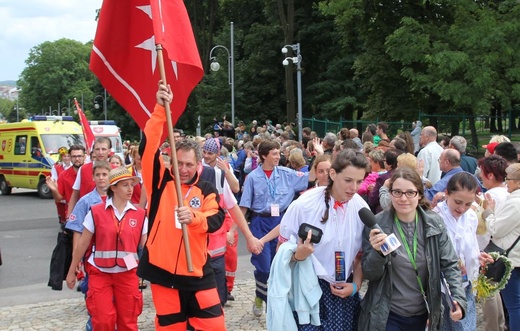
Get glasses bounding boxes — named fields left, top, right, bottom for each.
left=390, top=190, right=419, bottom=198
left=71, top=155, right=84, bottom=158
left=505, top=177, right=520, bottom=181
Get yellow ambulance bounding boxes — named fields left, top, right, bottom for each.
left=0, top=116, right=84, bottom=198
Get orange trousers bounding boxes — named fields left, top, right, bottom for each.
left=86, top=267, right=142, bottom=331
left=150, top=283, right=226, bottom=331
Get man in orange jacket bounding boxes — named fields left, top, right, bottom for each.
left=137, top=81, right=226, bottom=331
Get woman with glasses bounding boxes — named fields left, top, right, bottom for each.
left=433, top=172, right=493, bottom=331
left=483, top=162, right=520, bottom=330
left=359, top=166, right=466, bottom=331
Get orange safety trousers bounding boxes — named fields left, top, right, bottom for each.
left=86, top=266, right=143, bottom=331
left=150, top=283, right=226, bottom=331
left=225, top=231, right=238, bottom=292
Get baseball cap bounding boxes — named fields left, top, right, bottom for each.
left=482, top=142, right=499, bottom=154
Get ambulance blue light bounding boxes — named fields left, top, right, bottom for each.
left=30, top=116, right=74, bottom=121
left=88, top=120, right=117, bottom=125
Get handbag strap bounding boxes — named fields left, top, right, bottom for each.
left=504, top=235, right=520, bottom=257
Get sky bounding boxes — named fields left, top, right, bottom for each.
left=0, top=0, right=102, bottom=81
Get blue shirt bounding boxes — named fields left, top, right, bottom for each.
left=65, top=189, right=104, bottom=233
left=239, top=166, right=309, bottom=214
left=425, top=167, right=464, bottom=201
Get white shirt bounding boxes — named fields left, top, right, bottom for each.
left=202, top=158, right=238, bottom=181
left=51, top=162, right=72, bottom=181
left=72, top=160, right=93, bottom=190
left=279, top=186, right=368, bottom=284
left=83, top=198, right=148, bottom=273
left=477, top=186, right=509, bottom=249
left=417, top=141, right=443, bottom=185
left=434, top=202, right=480, bottom=285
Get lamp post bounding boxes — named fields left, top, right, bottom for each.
left=209, top=22, right=235, bottom=127
left=94, top=90, right=107, bottom=121
left=282, top=43, right=303, bottom=143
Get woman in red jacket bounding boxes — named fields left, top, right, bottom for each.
left=66, top=167, right=148, bottom=331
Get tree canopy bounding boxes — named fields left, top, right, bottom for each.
left=14, top=0, right=520, bottom=142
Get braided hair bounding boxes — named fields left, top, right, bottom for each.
left=321, top=149, right=369, bottom=223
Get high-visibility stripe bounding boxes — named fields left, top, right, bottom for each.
left=208, top=246, right=226, bottom=257
left=94, top=250, right=139, bottom=260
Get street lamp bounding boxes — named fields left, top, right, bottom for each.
left=209, top=22, right=235, bottom=127
left=94, top=89, right=108, bottom=121
left=281, top=43, right=303, bottom=143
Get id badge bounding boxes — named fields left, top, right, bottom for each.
left=175, top=211, right=182, bottom=229
left=123, top=254, right=138, bottom=270
left=271, top=204, right=280, bottom=217
left=335, top=251, right=346, bottom=282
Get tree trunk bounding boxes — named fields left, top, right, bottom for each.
left=468, top=114, right=479, bottom=154
left=489, top=107, right=497, bottom=132
left=497, top=103, right=503, bottom=132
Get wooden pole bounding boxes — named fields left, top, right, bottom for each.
left=156, top=44, right=193, bottom=272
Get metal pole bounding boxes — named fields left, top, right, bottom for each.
left=16, top=100, right=19, bottom=122
left=296, top=45, right=303, bottom=143
left=68, top=99, right=71, bottom=116
left=104, top=88, right=108, bottom=121
left=230, top=22, right=235, bottom=127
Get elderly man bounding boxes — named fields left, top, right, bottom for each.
left=449, top=136, right=477, bottom=174
left=322, top=132, right=337, bottom=155
left=350, top=128, right=363, bottom=150
left=425, top=149, right=464, bottom=202
left=417, top=126, right=443, bottom=185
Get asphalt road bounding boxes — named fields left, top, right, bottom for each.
left=0, top=188, right=255, bottom=307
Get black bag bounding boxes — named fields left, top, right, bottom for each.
left=483, top=238, right=520, bottom=282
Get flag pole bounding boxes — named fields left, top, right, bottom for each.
left=156, top=44, right=193, bottom=272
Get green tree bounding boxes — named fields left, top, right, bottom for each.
left=17, top=38, right=96, bottom=117
left=0, top=99, right=16, bottom=122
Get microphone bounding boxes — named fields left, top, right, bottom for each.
left=358, top=207, right=383, bottom=233
left=358, top=207, right=401, bottom=256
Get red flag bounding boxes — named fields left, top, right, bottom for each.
left=89, top=0, right=204, bottom=130
left=74, top=99, right=96, bottom=153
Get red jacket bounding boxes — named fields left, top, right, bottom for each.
left=79, top=163, right=95, bottom=197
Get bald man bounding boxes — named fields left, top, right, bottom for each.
left=350, top=128, right=363, bottom=150
left=425, top=149, right=464, bottom=201
left=417, top=126, right=444, bottom=184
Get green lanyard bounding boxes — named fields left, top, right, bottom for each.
left=394, top=213, right=427, bottom=300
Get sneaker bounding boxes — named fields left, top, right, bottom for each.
left=228, top=292, right=235, bottom=301
left=252, top=297, right=263, bottom=317
left=76, top=280, right=83, bottom=292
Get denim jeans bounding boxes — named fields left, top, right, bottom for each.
left=501, top=268, right=520, bottom=331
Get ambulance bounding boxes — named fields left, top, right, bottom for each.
left=88, top=120, right=124, bottom=160
left=0, top=116, right=83, bottom=198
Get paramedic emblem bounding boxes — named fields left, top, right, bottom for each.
left=1, top=140, right=5, bottom=151
left=189, top=197, right=201, bottom=208
left=129, top=218, right=137, bottom=227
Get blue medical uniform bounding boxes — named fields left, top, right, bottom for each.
left=65, top=189, right=104, bottom=233
left=239, top=166, right=308, bottom=301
